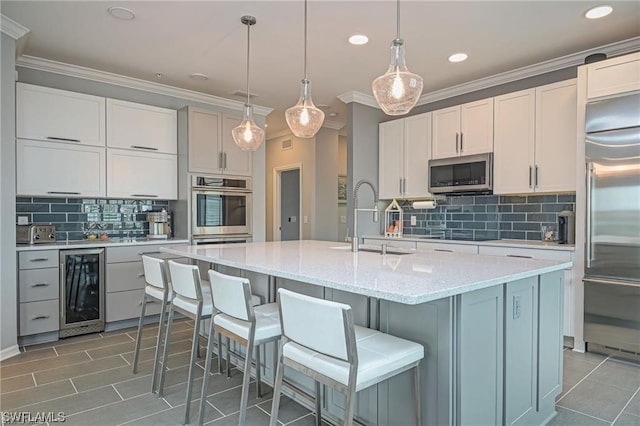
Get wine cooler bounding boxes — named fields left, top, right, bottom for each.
left=59, top=248, right=105, bottom=338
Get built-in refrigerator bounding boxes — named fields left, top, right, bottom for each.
left=583, top=92, right=640, bottom=358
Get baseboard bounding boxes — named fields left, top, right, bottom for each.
left=0, top=344, right=21, bottom=361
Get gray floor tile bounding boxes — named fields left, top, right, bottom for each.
left=63, top=392, right=171, bottom=426
left=207, top=406, right=271, bottom=425
left=0, top=373, right=35, bottom=394
left=34, top=353, right=128, bottom=384
left=558, top=378, right=636, bottom=421
left=91, top=327, right=199, bottom=361
left=0, top=347, right=57, bottom=366
left=122, top=399, right=224, bottom=425
left=547, top=407, right=609, bottom=425
left=16, top=385, right=122, bottom=416
left=558, top=367, right=587, bottom=400
left=25, top=332, right=102, bottom=352
left=564, top=349, right=607, bottom=366
left=588, top=360, right=640, bottom=392
left=0, top=379, right=76, bottom=410
left=626, top=392, right=640, bottom=417
left=71, top=358, right=154, bottom=393
left=206, top=379, right=273, bottom=417
left=55, top=333, right=134, bottom=355
left=258, top=394, right=312, bottom=424
left=286, top=413, right=332, bottom=426
left=0, top=351, right=90, bottom=379
left=116, top=363, right=206, bottom=400
left=614, top=413, right=640, bottom=426
left=121, top=336, right=203, bottom=364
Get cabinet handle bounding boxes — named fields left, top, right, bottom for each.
left=138, top=251, right=162, bottom=256
left=434, top=249, right=454, bottom=253
left=399, top=178, right=403, bottom=194
left=131, top=194, right=158, bottom=198
left=403, top=178, right=407, bottom=194
left=219, top=152, right=224, bottom=169
left=586, top=163, right=594, bottom=268
left=460, top=132, right=464, bottom=152
left=47, top=136, right=80, bottom=143
left=130, top=145, right=159, bottom=151
left=32, top=315, right=50, bottom=320
left=30, top=283, right=50, bottom=287
left=455, top=133, right=459, bottom=153
left=535, top=165, right=539, bottom=188
left=47, top=191, right=80, bottom=195
left=529, top=166, right=533, bottom=188
left=507, top=254, right=533, bottom=259
left=223, top=152, right=228, bottom=170
left=29, top=258, right=49, bottom=262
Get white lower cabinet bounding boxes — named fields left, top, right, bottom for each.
left=17, top=139, right=106, bottom=197
left=107, top=149, right=177, bottom=200
left=18, top=249, right=60, bottom=337
left=106, top=289, right=163, bottom=322
left=20, top=300, right=60, bottom=336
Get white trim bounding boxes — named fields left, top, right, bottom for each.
left=15, top=55, right=274, bottom=117
left=0, top=344, right=21, bottom=361
left=339, top=37, right=640, bottom=108
left=0, top=14, right=29, bottom=40
left=273, top=163, right=303, bottom=242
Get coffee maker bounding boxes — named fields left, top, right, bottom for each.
left=147, top=209, right=172, bottom=239
left=557, top=210, right=575, bottom=244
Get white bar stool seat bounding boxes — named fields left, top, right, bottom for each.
left=197, top=270, right=281, bottom=426
left=270, top=288, right=424, bottom=426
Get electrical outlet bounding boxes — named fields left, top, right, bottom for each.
left=17, top=216, right=29, bottom=225
left=340, top=215, right=347, bottom=224
left=410, top=215, right=417, bottom=226
left=303, top=216, right=308, bottom=224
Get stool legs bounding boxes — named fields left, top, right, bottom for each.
left=238, top=332, right=255, bottom=426
left=217, top=332, right=224, bottom=374
left=150, top=297, right=168, bottom=394
left=414, top=364, right=421, bottom=426
left=315, top=381, right=322, bottom=426
left=183, top=309, right=202, bottom=425
left=131, top=293, right=148, bottom=374
left=225, top=337, right=231, bottom=378
left=157, top=302, right=175, bottom=398
left=255, top=345, right=262, bottom=398
left=198, top=318, right=217, bottom=426
left=269, top=342, right=285, bottom=426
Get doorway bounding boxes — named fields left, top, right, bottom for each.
left=274, top=165, right=302, bottom=241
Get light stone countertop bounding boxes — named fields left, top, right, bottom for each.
left=364, top=235, right=575, bottom=251
left=161, top=240, right=571, bottom=305
left=16, top=238, right=190, bottom=251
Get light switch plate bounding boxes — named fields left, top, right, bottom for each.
left=410, top=216, right=417, bottom=226
left=303, top=216, right=308, bottom=224
left=17, top=216, right=29, bottom=225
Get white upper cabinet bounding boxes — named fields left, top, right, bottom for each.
left=586, top=52, right=640, bottom=99
left=494, top=79, right=577, bottom=194
left=17, top=139, right=106, bottom=197
left=107, top=149, right=177, bottom=200
left=379, top=113, right=431, bottom=199
left=432, top=98, right=493, bottom=159
left=106, top=99, right=177, bottom=154
left=16, top=83, right=106, bottom=147
left=183, top=106, right=252, bottom=177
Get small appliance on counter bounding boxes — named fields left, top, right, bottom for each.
left=557, top=210, right=575, bottom=244
left=147, top=209, right=172, bottom=239
left=16, top=224, right=56, bottom=244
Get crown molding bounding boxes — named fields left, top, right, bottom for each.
left=417, top=36, right=640, bottom=105
left=337, top=91, right=378, bottom=108
left=16, top=55, right=273, bottom=116
left=322, top=119, right=344, bottom=130
left=1, top=14, right=29, bottom=40
left=339, top=37, right=640, bottom=110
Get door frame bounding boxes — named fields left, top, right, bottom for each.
left=273, top=163, right=303, bottom=241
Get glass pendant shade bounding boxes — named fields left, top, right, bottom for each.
left=232, top=104, right=265, bottom=151
left=286, top=79, right=325, bottom=138
left=372, top=38, right=423, bottom=116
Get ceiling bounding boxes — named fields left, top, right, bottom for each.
left=2, top=1, right=639, bottom=136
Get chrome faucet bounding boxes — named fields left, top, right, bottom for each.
left=352, top=179, right=379, bottom=252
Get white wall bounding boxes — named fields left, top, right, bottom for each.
left=1, top=32, right=19, bottom=359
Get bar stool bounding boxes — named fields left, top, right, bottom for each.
left=131, top=255, right=171, bottom=394
left=270, top=288, right=425, bottom=426
left=160, top=260, right=215, bottom=425
left=197, top=270, right=281, bottom=426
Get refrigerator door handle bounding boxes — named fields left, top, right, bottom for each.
left=586, top=162, right=594, bottom=268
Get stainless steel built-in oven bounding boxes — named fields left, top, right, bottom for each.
left=191, top=176, right=252, bottom=238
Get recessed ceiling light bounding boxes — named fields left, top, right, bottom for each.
left=107, top=6, right=135, bottom=20
left=585, top=5, right=613, bottom=19
left=349, top=35, right=369, bottom=45
left=190, top=73, right=209, bottom=81
left=448, top=53, right=468, bottom=63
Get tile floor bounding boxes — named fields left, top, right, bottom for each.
left=1, top=320, right=638, bottom=425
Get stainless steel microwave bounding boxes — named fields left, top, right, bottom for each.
left=428, top=153, right=493, bottom=194
left=191, top=176, right=251, bottom=237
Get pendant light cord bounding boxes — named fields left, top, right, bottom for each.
left=246, top=22, right=251, bottom=105
left=303, top=0, right=308, bottom=80
left=396, top=0, right=400, bottom=39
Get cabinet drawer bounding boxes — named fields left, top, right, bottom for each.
left=416, top=242, right=479, bottom=254
left=19, top=250, right=59, bottom=269
left=106, top=289, right=163, bottom=322
left=20, top=299, right=60, bottom=336
left=106, top=244, right=185, bottom=264
left=19, top=268, right=59, bottom=302
left=107, top=262, right=145, bottom=293
left=478, top=245, right=572, bottom=263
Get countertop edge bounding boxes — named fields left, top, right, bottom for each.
left=16, top=239, right=191, bottom=251
left=363, top=235, right=575, bottom=251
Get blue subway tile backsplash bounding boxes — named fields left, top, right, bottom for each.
left=16, top=197, right=170, bottom=241
left=399, top=192, right=575, bottom=241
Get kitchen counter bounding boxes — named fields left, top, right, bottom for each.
left=364, top=234, right=575, bottom=251
left=16, top=238, right=190, bottom=251
left=160, top=240, right=570, bottom=305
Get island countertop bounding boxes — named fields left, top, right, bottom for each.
left=161, top=240, right=571, bottom=305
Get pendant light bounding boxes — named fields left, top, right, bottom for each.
left=285, top=0, right=325, bottom=138
left=232, top=16, right=265, bottom=151
left=371, top=0, right=423, bottom=116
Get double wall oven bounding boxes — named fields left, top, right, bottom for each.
left=191, top=176, right=252, bottom=244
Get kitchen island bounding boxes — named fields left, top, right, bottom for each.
left=161, top=240, right=571, bottom=425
